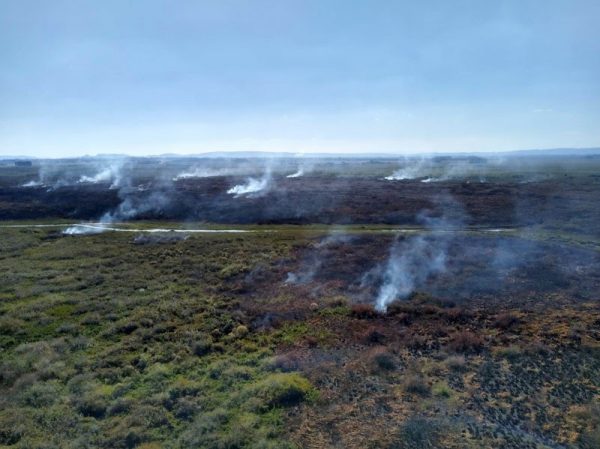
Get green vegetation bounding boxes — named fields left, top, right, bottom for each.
left=0, top=228, right=316, bottom=448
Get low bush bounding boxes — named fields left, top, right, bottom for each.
left=494, top=312, right=520, bottom=330
left=432, top=381, right=452, bottom=398
left=389, top=417, right=441, bottom=449
left=350, top=303, right=379, bottom=319
left=444, top=355, right=467, bottom=371
left=496, top=345, right=523, bottom=361
left=402, top=375, right=430, bottom=397
left=448, top=331, right=485, bottom=353
left=191, top=335, right=213, bottom=356
left=73, top=393, right=108, bottom=418
left=444, top=307, right=474, bottom=324
left=267, top=352, right=302, bottom=372
left=361, top=326, right=386, bottom=344
left=240, top=373, right=314, bottom=410
left=369, top=347, right=396, bottom=372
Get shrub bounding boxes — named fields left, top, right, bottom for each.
left=325, top=296, right=348, bottom=308
left=389, top=417, right=441, bottom=449
left=448, top=331, right=485, bottom=353
left=445, top=355, right=467, bottom=371
left=240, top=373, right=313, bottom=410
left=73, top=393, right=108, bottom=418
left=0, top=317, right=25, bottom=335
left=402, top=375, right=430, bottom=397
left=432, top=381, right=452, bottom=398
left=361, top=326, right=386, bottom=344
left=369, top=347, right=396, bottom=372
left=350, top=303, right=379, bottom=319
left=267, top=352, right=302, bottom=372
left=172, top=397, right=200, bottom=421
left=20, top=382, right=59, bottom=407
left=497, top=345, right=523, bottom=361
left=404, top=333, right=428, bottom=350
left=0, top=409, right=27, bottom=445
left=233, top=324, right=249, bottom=338
left=444, top=307, right=473, bottom=324
left=579, top=428, right=600, bottom=449
left=107, top=397, right=134, bottom=416
left=178, top=407, right=229, bottom=446
left=494, top=312, right=519, bottom=330
left=191, top=336, right=213, bottom=356
left=117, top=321, right=139, bottom=335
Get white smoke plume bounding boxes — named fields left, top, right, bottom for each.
left=385, top=157, right=489, bottom=183
left=100, top=191, right=170, bottom=223
left=64, top=161, right=172, bottom=235
left=63, top=224, right=108, bottom=235
left=78, top=161, right=125, bottom=189
left=375, top=234, right=449, bottom=311
left=21, top=165, right=52, bottom=188
left=385, top=157, right=429, bottom=181
left=22, top=180, right=44, bottom=187
left=285, top=233, right=352, bottom=285
left=373, top=197, right=464, bottom=312
left=286, top=168, right=304, bottom=178
left=227, top=169, right=273, bottom=197
left=173, top=167, right=239, bottom=181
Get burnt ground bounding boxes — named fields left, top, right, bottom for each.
left=222, top=234, right=600, bottom=449
left=2, top=175, right=600, bottom=238
left=233, top=234, right=600, bottom=308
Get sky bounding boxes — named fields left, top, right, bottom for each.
left=1, top=0, right=599, bottom=157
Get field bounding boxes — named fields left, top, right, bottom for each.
left=0, top=155, right=599, bottom=449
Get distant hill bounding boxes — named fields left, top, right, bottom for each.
left=3, top=147, right=600, bottom=160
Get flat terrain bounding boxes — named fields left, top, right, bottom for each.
left=0, top=156, right=599, bottom=449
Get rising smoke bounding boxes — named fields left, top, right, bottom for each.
left=385, top=156, right=490, bottom=183
left=372, top=197, right=465, bottom=311
left=286, top=168, right=304, bottom=178
left=374, top=233, right=450, bottom=311
left=78, top=161, right=126, bottom=189
left=227, top=168, right=273, bottom=197
left=285, top=233, right=353, bottom=285
left=173, top=167, right=240, bottom=181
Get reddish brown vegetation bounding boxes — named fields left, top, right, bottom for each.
left=493, top=312, right=520, bottom=329
left=448, top=330, right=485, bottom=353
left=350, top=303, right=379, bottom=319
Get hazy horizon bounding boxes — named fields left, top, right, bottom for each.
left=2, top=1, right=599, bottom=158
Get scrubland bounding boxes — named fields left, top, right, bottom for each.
left=0, top=155, right=599, bottom=448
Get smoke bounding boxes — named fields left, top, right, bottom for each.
left=22, top=180, right=44, bottom=187
left=385, top=157, right=429, bottom=181
left=21, top=159, right=128, bottom=191
left=78, top=161, right=125, bottom=189
left=173, top=167, right=239, bottom=180
left=285, top=155, right=316, bottom=179
left=285, top=233, right=353, bottom=285
left=286, top=168, right=304, bottom=178
left=374, top=233, right=449, bottom=311
left=21, top=164, right=56, bottom=189
left=373, top=197, right=465, bottom=311
left=227, top=168, right=273, bottom=197
left=100, top=190, right=171, bottom=223
left=63, top=224, right=107, bottom=235
left=385, top=157, right=489, bottom=183
left=64, top=160, right=173, bottom=235
left=78, top=162, right=124, bottom=189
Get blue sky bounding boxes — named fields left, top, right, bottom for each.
left=1, top=0, right=599, bottom=157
